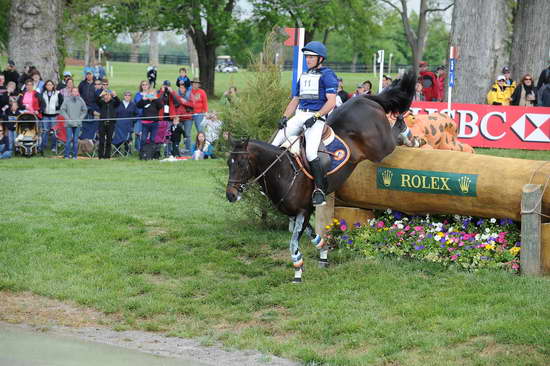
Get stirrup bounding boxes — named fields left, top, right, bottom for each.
left=312, top=188, right=326, bottom=207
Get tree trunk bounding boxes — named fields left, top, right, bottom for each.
left=8, top=0, right=64, bottom=83
left=84, top=35, right=97, bottom=67
left=129, top=32, right=145, bottom=63
left=450, top=0, right=510, bottom=104
left=510, top=0, right=550, bottom=84
left=195, top=40, right=216, bottom=97
left=186, top=32, right=199, bottom=72
left=148, top=30, right=159, bottom=66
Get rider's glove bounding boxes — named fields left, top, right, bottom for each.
left=278, top=116, right=288, bottom=129
left=304, top=112, right=323, bottom=129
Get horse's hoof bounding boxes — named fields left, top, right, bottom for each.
left=292, top=277, right=302, bottom=283
left=318, top=259, right=329, bottom=268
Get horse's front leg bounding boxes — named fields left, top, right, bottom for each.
left=305, top=222, right=329, bottom=268
left=289, top=213, right=306, bottom=283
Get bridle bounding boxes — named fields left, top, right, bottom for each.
left=227, top=139, right=302, bottom=207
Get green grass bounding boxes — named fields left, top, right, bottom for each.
left=1, top=157, right=549, bottom=365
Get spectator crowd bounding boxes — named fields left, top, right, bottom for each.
left=1, top=58, right=549, bottom=161
left=0, top=61, right=222, bottom=160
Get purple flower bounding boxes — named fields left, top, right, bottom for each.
left=427, top=234, right=433, bottom=238
left=439, top=238, right=446, bottom=243
left=440, top=244, right=446, bottom=248
left=462, top=219, right=471, bottom=228
left=347, top=239, right=353, bottom=244
left=414, top=245, right=425, bottom=250
left=515, top=242, right=521, bottom=247
left=476, top=219, right=484, bottom=226
left=354, top=222, right=361, bottom=228
left=342, top=235, right=349, bottom=240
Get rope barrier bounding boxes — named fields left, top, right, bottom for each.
left=0, top=113, right=199, bottom=124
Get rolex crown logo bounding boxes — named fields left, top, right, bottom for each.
left=459, top=176, right=471, bottom=194
left=382, top=169, right=393, bottom=187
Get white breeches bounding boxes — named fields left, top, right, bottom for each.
left=271, top=110, right=324, bottom=162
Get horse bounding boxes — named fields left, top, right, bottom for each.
left=226, top=71, right=417, bottom=282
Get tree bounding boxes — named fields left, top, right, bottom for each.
left=8, top=0, right=64, bottom=82
left=380, top=0, right=453, bottom=74
left=160, top=0, right=237, bottom=97
left=0, top=0, right=9, bottom=52
left=129, top=32, right=147, bottom=63
left=450, top=0, right=511, bottom=104
left=148, top=30, right=159, bottom=66
left=510, top=0, right=550, bottom=83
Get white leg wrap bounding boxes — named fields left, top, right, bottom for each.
left=320, top=250, right=328, bottom=260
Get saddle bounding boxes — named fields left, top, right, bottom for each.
left=280, top=125, right=351, bottom=180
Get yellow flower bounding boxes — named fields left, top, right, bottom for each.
left=485, top=244, right=495, bottom=251
left=325, top=225, right=331, bottom=230
left=509, top=247, right=520, bottom=255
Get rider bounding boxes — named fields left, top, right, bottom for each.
left=271, top=41, right=338, bottom=207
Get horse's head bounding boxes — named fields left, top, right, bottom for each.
left=226, top=137, right=253, bottom=202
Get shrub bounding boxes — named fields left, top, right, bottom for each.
left=219, top=32, right=291, bottom=228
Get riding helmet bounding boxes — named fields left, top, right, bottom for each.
left=302, top=41, right=327, bottom=60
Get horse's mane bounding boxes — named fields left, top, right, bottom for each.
left=234, top=138, right=282, bottom=155
left=364, top=70, right=416, bottom=115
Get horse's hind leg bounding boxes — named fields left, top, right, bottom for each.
left=289, top=213, right=306, bottom=283
left=305, top=222, right=329, bottom=268
left=288, top=217, right=295, bottom=233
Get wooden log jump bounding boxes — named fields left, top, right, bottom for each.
left=316, top=147, right=550, bottom=274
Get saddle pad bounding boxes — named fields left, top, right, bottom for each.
left=325, top=134, right=350, bottom=174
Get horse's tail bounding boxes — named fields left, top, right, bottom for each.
left=365, top=70, right=416, bottom=115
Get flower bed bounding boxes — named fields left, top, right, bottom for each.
left=324, top=210, right=522, bottom=273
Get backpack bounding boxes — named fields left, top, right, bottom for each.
left=139, top=143, right=160, bottom=160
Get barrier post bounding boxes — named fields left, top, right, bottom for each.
left=520, top=184, right=542, bottom=275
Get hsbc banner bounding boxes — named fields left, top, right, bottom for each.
left=410, top=101, right=550, bottom=150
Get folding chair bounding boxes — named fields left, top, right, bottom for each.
left=112, top=119, right=133, bottom=158
left=52, top=117, right=66, bottom=157
left=79, top=119, right=98, bottom=158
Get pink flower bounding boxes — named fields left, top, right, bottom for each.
left=451, top=255, right=458, bottom=261
left=448, top=247, right=455, bottom=252
left=414, top=226, right=423, bottom=232
left=340, top=225, right=347, bottom=231
left=396, top=231, right=404, bottom=237
left=512, top=263, right=520, bottom=270
left=377, top=221, right=385, bottom=228
left=458, top=242, right=464, bottom=247
left=405, top=225, right=411, bottom=231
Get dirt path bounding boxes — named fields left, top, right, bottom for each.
left=0, top=291, right=299, bottom=366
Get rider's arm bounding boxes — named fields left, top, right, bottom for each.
left=316, top=93, right=336, bottom=118
left=283, top=97, right=299, bottom=118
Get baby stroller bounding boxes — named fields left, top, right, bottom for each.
left=15, top=113, right=41, bottom=157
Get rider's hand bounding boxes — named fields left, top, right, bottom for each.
left=304, top=116, right=317, bottom=129
left=278, top=116, right=288, bottom=129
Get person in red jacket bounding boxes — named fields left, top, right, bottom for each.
left=418, top=61, right=440, bottom=101
left=189, top=78, right=208, bottom=134
left=173, top=84, right=194, bottom=154
left=18, top=79, right=42, bottom=118
left=435, top=66, right=446, bottom=101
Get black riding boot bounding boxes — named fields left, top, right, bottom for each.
left=309, top=157, right=327, bottom=206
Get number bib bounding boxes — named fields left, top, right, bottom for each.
left=299, top=73, right=321, bottom=100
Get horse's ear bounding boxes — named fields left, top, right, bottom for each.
left=241, top=136, right=250, bottom=149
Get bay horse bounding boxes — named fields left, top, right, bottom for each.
left=226, top=71, right=416, bottom=282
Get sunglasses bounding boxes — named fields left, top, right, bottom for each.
left=524, top=78, right=532, bottom=81
left=103, top=83, right=109, bottom=86
left=0, top=130, right=4, bottom=132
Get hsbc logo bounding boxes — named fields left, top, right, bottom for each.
left=510, top=114, right=550, bottom=142
left=410, top=102, right=550, bottom=149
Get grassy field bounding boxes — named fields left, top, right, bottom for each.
left=1, top=157, right=549, bottom=366
left=1, top=56, right=549, bottom=364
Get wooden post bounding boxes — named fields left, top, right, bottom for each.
left=315, top=193, right=335, bottom=237
left=521, top=184, right=542, bottom=276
